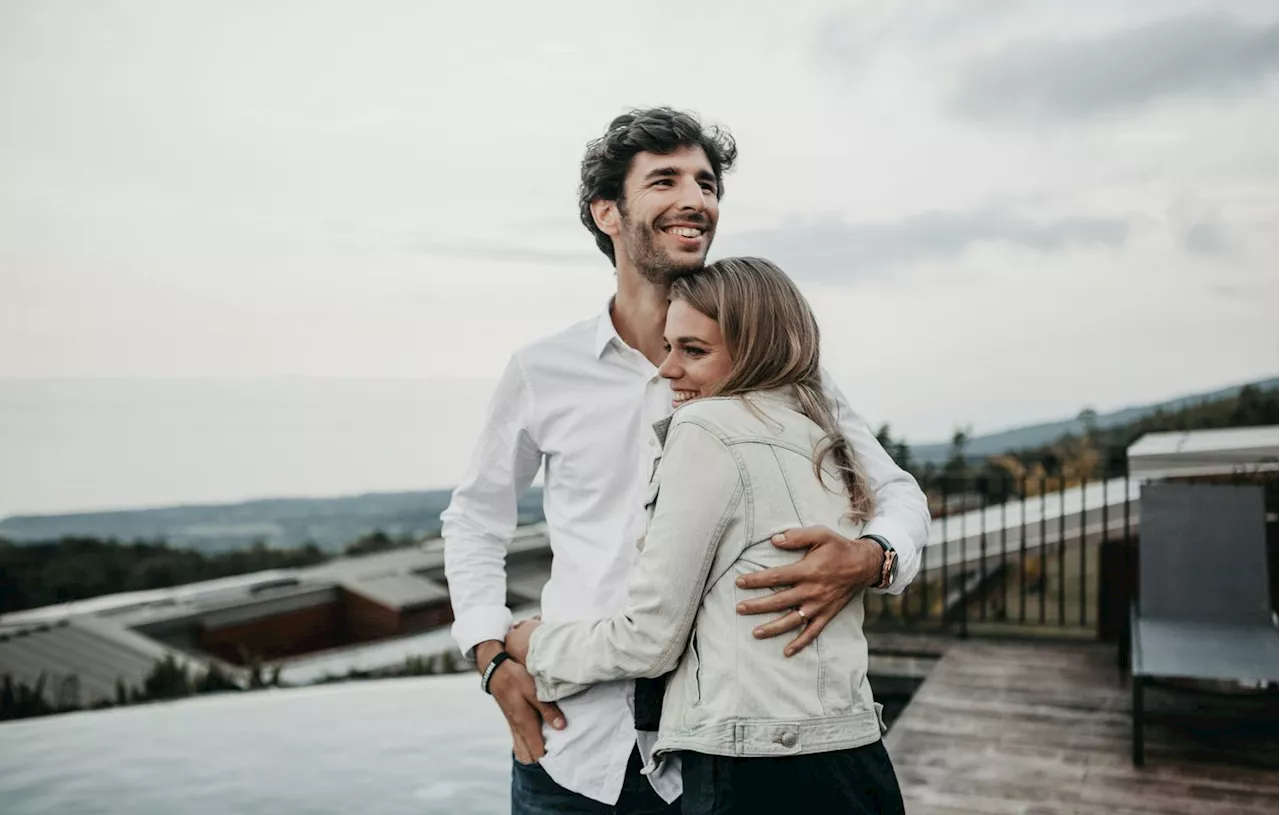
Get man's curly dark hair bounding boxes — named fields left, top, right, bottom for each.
left=578, top=107, right=737, bottom=266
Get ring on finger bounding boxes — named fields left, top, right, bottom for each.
left=795, top=607, right=807, bottom=621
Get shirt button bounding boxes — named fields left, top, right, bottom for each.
left=778, top=731, right=797, bottom=748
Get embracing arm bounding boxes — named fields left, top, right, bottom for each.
left=524, top=419, right=742, bottom=702
left=825, top=375, right=929, bottom=594
left=733, top=376, right=932, bottom=655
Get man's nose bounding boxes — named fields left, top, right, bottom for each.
left=675, top=177, right=705, bottom=212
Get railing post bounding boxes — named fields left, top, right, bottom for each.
left=979, top=474, right=988, bottom=624
left=1079, top=475, right=1088, bottom=629
left=1101, top=472, right=1108, bottom=639
left=941, top=474, right=949, bottom=631
left=1019, top=475, right=1028, bottom=624
left=1058, top=475, right=1066, bottom=627
left=959, top=477, right=968, bottom=639
left=1039, top=476, right=1047, bottom=625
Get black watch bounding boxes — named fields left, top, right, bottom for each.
left=861, top=534, right=897, bottom=589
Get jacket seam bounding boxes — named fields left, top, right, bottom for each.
left=654, top=477, right=743, bottom=675
left=768, top=445, right=828, bottom=714
left=649, top=420, right=746, bottom=677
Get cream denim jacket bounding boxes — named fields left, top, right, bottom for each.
left=525, top=387, right=887, bottom=759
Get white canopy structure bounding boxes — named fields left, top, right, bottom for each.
left=1126, top=426, right=1279, bottom=481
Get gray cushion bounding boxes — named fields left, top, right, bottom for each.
left=1133, top=617, right=1278, bottom=682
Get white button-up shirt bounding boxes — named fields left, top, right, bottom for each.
left=442, top=302, right=930, bottom=805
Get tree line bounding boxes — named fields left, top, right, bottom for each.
left=875, top=384, right=1277, bottom=510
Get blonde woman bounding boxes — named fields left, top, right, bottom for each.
left=506, top=257, right=908, bottom=814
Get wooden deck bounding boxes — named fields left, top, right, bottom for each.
left=883, top=639, right=1278, bottom=815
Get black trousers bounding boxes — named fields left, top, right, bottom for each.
left=679, top=740, right=906, bottom=815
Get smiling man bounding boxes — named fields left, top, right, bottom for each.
left=442, top=107, right=930, bottom=814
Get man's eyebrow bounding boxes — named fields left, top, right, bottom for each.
left=642, top=166, right=718, bottom=187
left=643, top=166, right=680, bottom=181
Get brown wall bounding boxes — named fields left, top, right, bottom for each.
left=341, top=589, right=402, bottom=641
left=400, top=602, right=454, bottom=632
left=199, top=602, right=346, bottom=665
left=341, top=589, right=454, bottom=639
left=197, top=594, right=457, bottom=665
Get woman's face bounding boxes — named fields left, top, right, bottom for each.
left=658, top=299, right=733, bottom=409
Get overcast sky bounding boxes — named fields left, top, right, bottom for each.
left=1, top=1, right=1277, bottom=512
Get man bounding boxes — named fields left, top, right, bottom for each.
left=442, top=107, right=930, bottom=813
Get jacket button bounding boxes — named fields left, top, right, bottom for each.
left=779, top=731, right=797, bottom=748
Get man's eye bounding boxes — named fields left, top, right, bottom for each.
left=701, top=184, right=716, bottom=194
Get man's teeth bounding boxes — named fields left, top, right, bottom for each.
left=665, top=227, right=703, bottom=238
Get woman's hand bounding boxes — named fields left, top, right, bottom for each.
left=505, top=618, right=542, bottom=665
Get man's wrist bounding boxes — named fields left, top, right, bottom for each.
left=859, top=535, right=896, bottom=589
left=474, top=640, right=504, bottom=676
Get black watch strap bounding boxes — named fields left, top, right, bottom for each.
left=861, top=534, right=897, bottom=586
left=481, top=651, right=511, bottom=694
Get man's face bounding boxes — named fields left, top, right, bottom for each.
left=615, top=146, right=720, bottom=284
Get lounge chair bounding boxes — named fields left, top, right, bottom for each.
left=1131, top=483, right=1278, bottom=765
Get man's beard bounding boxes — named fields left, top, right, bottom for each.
left=620, top=212, right=710, bottom=285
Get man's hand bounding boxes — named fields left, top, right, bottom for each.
left=734, top=526, right=884, bottom=657
left=475, top=639, right=564, bottom=764
left=504, top=618, right=541, bottom=665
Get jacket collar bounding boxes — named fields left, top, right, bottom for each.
left=649, top=386, right=801, bottom=447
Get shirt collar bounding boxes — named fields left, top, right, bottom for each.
left=592, top=298, right=621, bottom=359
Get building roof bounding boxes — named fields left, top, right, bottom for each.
left=340, top=574, right=450, bottom=610
left=1127, top=425, right=1279, bottom=480
left=0, top=570, right=303, bottom=627
left=0, top=525, right=552, bottom=628
left=0, top=616, right=214, bottom=706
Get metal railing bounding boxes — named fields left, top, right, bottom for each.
left=863, top=466, right=1279, bottom=640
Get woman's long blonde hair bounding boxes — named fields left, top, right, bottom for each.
left=669, top=257, right=876, bottom=522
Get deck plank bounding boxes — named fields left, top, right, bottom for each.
left=883, top=639, right=1277, bottom=815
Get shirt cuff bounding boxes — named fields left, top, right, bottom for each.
left=451, top=605, right=514, bottom=663
left=862, top=515, right=914, bottom=559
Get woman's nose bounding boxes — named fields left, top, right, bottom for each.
left=657, top=352, right=679, bottom=380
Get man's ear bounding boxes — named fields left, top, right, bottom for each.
left=591, top=198, right=621, bottom=237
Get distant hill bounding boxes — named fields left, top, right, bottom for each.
left=909, top=377, right=1279, bottom=464
left=5, top=378, right=1276, bottom=550
left=0, top=487, right=545, bottom=552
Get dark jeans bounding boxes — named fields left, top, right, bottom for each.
left=680, top=740, right=906, bottom=815
left=511, top=746, right=680, bottom=815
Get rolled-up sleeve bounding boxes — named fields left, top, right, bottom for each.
left=442, top=354, right=544, bottom=660
left=823, top=373, right=931, bottom=594
left=525, top=419, right=743, bottom=702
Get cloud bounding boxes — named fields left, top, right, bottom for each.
left=1183, top=219, right=1227, bottom=255
left=951, top=12, right=1278, bottom=122
left=406, top=240, right=601, bottom=267
left=717, top=208, right=1129, bottom=281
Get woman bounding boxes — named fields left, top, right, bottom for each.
left=505, top=257, right=906, bottom=814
